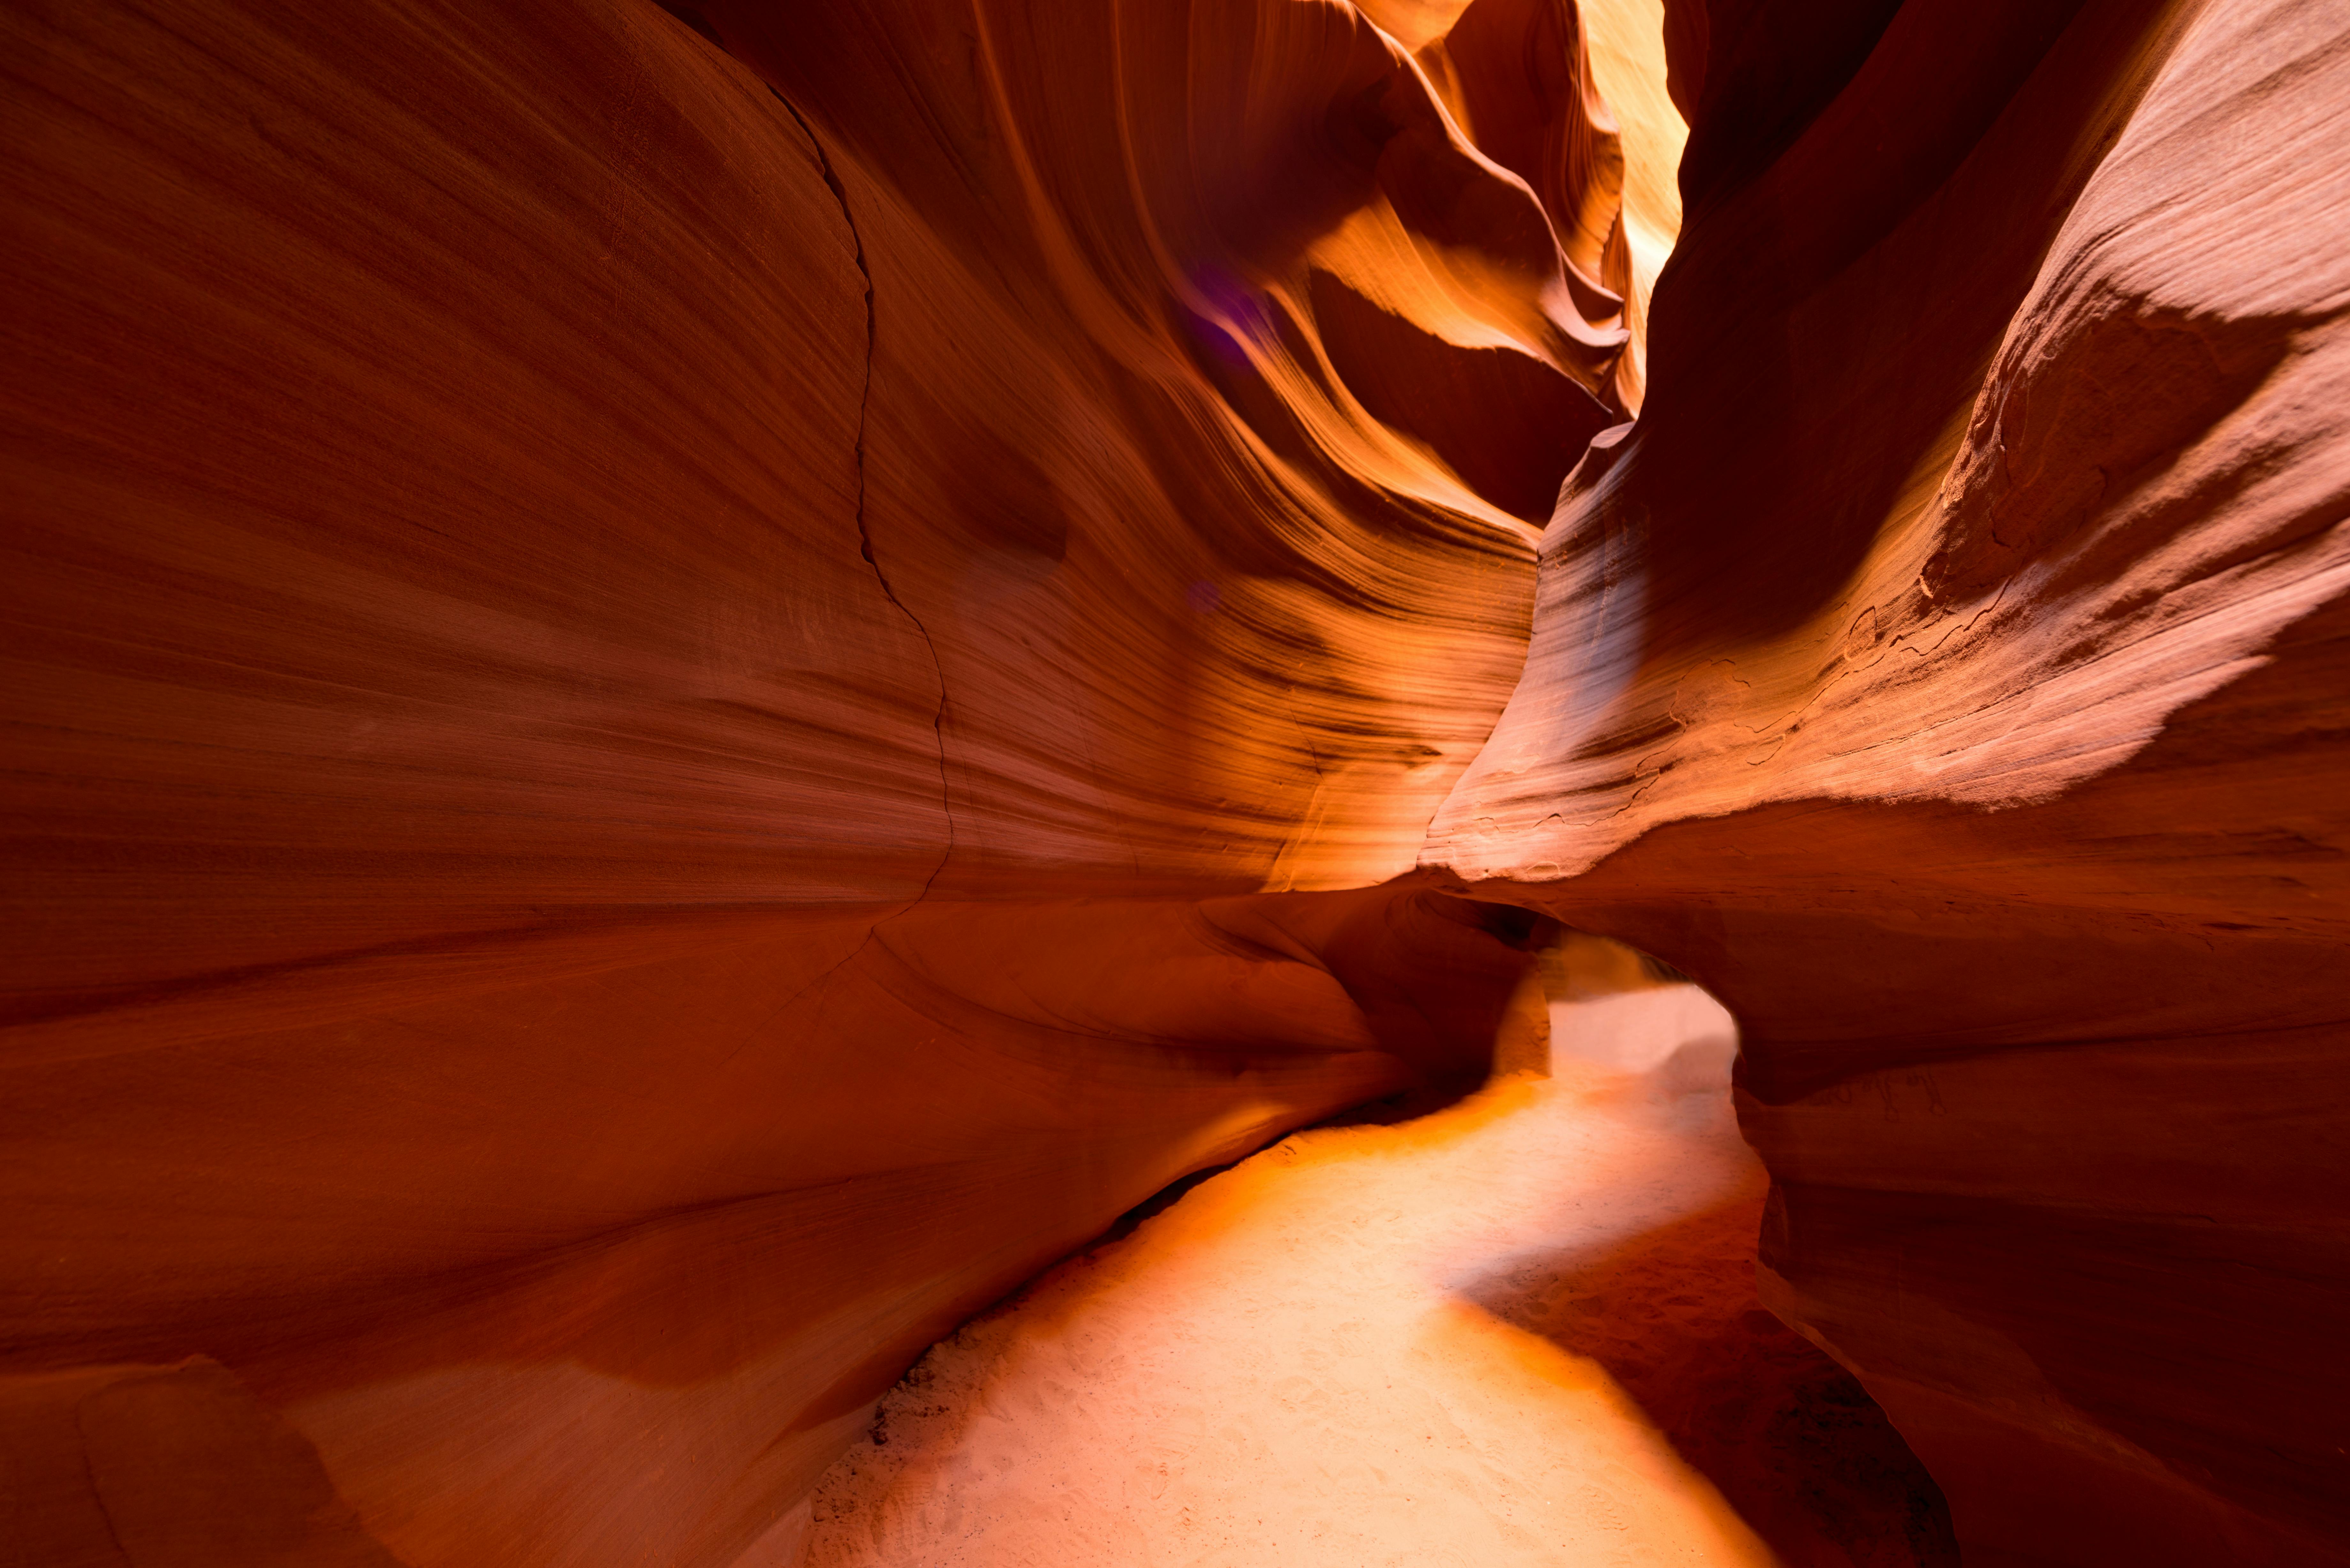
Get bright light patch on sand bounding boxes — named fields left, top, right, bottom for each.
left=801, top=946, right=1837, bottom=1566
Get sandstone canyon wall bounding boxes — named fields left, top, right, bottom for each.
left=1427, top=0, right=2350, bottom=1563
left=1, top=1, right=1624, bottom=1562
left=2, top=0, right=2345, bottom=1565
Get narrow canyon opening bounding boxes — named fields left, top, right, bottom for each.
left=799, top=932, right=1958, bottom=1567
left=6, top=0, right=2346, bottom=1565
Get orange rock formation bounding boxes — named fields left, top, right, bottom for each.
left=1, top=0, right=2342, bottom=1564
left=1426, top=3, right=2350, bottom=1563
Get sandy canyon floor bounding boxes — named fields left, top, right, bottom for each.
left=802, top=966, right=1952, bottom=1568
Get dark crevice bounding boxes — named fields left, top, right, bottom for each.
left=769, top=85, right=958, bottom=908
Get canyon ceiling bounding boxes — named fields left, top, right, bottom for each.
left=2, top=0, right=2345, bottom=1565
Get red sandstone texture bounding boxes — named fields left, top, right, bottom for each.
left=2, top=0, right=2344, bottom=1564
left=1426, top=1, right=2350, bottom=1563
left=3, top=0, right=1602, bottom=1562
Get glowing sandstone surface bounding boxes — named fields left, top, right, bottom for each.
left=4, top=0, right=2349, bottom=1564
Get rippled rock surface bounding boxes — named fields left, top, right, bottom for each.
left=4, top=0, right=2344, bottom=1564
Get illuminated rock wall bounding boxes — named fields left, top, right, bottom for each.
left=4, top=0, right=2345, bottom=1564
left=1428, top=1, right=2350, bottom=1562
left=1, top=0, right=1611, bottom=1561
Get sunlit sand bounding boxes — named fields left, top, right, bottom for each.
left=802, top=944, right=1929, bottom=1566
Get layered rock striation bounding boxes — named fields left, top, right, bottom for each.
left=4, top=0, right=1628, bottom=1562
left=3, top=0, right=2345, bottom=1564
left=1429, top=1, right=2350, bottom=1563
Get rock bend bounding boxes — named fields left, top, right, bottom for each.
left=2, top=0, right=2344, bottom=1565
left=3, top=1, right=1620, bottom=1562
left=1427, top=1, right=2350, bottom=1563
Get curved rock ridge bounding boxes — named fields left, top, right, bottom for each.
left=1428, top=0, right=2350, bottom=1562
left=10, top=0, right=2347, bottom=1563
left=0, top=0, right=1647, bottom=1563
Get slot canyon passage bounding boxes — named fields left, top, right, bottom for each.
left=2, top=0, right=2347, bottom=1563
